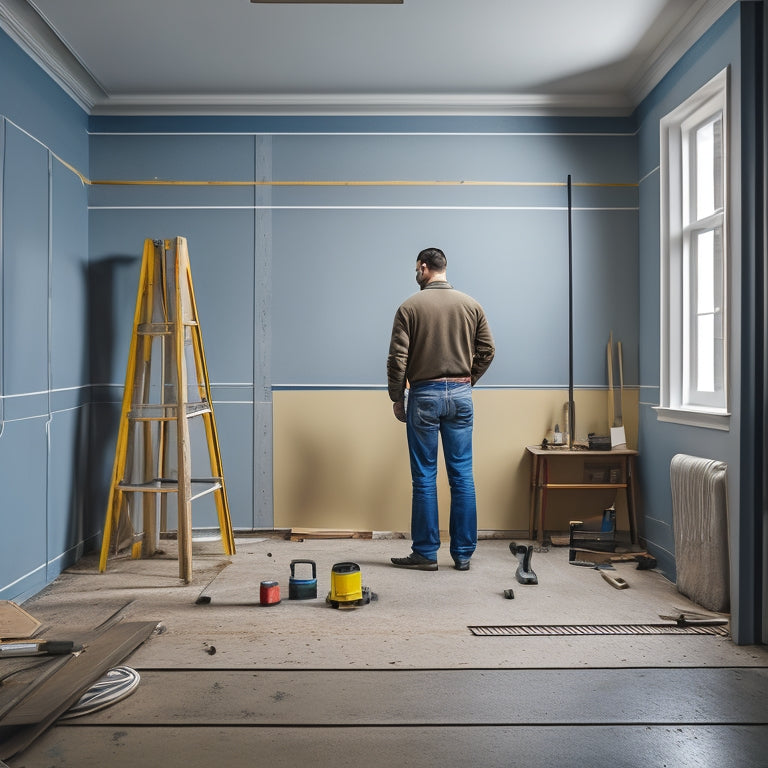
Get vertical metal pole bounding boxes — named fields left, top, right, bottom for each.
left=568, top=174, right=575, bottom=447
left=760, top=0, right=768, bottom=645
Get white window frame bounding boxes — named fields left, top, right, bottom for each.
left=656, top=68, right=730, bottom=430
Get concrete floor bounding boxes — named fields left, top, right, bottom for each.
left=4, top=535, right=768, bottom=766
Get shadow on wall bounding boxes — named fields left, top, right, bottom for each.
left=84, top=255, right=138, bottom=547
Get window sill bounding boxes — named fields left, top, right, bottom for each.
left=653, top=406, right=730, bottom=431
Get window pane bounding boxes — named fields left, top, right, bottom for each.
left=697, top=230, right=714, bottom=313
left=691, top=226, right=723, bottom=399
left=697, top=314, right=715, bottom=391
left=695, top=116, right=723, bottom=220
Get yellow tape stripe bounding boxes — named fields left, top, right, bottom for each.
left=50, top=155, right=638, bottom=189
left=54, top=154, right=90, bottom=186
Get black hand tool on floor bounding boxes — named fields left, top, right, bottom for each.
left=509, top=543, right=538, bottom=585
left=0, top=640, right=81, bottom=657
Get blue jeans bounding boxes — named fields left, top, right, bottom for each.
left=406, top=381, right=477, bottom=561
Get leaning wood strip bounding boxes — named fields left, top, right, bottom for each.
left=0, top=621, right=157, bottom=760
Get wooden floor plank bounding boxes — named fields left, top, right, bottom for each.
left=52, top=667, right=768, bottom=726
left=9, top=725, right=768, bottom=768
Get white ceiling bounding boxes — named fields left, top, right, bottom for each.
left=0, top=0, right=735, bottom=115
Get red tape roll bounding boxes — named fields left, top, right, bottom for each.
left=259, top=580, right=281, bottom=605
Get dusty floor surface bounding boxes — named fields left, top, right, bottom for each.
left=16, top=534, right=768, bottom=669
left=3, top=535, right=767, bottom=768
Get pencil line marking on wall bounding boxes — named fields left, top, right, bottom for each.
left=0, top=389, right=51, bottom=399
left=639, top=166, right=660, bottom=184
left=89, top=205, right=639, bottom=212
left=0, top=413, right=51, bottom=423
left=0, top=562, right=46, bottom=592
left=87, top=131, right=638, bottom=138
left=88, top=179, right=638, bottom=188
left=270, top=383, right=634, bottom=390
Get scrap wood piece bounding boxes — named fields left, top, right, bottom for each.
left=0, top=602, right=42, bottom=641
left=0, top=620, right=158, bottom=760
left=601, top=571, right=629, bottom=589
left=671, top=604, right=728, bottom=619
left=659, top=606, right=730, bottom=626
left=289, top=528, right=373, bottom=541
left=658, top=614, right=730, bottom=626
left=572, top=547, right=648, bottom=561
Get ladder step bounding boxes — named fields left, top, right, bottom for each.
left=137, top=322, right=173, bottom=335
left=117, top=479, right=223, bottom=500
left=137, top=320, right=199, bottom=335
left=129, top=402, right=212, bottom=420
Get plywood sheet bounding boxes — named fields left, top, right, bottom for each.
left=0, top=601, right=41, bottom=640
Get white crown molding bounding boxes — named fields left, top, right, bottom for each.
left=0, top=0, right=105, bottom=111
left=628, top=0, right=738, bottom=105
left=89, top=91, right=635, bottom=118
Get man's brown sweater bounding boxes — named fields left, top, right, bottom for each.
left=387, top=281, right=495, bottom=403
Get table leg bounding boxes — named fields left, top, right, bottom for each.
left=528, top=453, right=539, bottom=540
left=626, top=455, right=638, bottom=544
left=538, top=457, right=549, bottom=544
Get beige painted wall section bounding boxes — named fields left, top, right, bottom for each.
left=273, top=389, right=639, bottom=536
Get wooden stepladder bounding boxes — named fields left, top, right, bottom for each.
left=99, top=237, right=235, bottom=582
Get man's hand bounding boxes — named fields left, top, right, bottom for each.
left=393, top=399, right=406, bottom=423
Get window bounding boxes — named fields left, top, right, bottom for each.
left=657, top=69, right=729, bottom=430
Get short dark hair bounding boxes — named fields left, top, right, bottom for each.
left=417, top=247, right=447, bottom=271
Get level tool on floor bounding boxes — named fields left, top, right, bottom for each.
left=99, top=237, right=235, bottom=582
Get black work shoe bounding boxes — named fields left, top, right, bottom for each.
left=390, top=552, right=438, bottom=571
left=453, top=559, right=471, bottom=571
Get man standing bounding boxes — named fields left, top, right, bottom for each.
left=387, top=247, right=495, bottom=571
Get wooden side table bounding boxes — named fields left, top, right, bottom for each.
left=526, top=445, right=639, bottom=544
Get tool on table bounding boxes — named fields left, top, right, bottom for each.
left=326, top=562, right=373, bottom=608
left=509, top=543, right=538, bottom=585
left=587, top=433, right=612, bottom=450
left=289, top=559, right=318, bottom=600
left=0, top=640, right=81, bottom=657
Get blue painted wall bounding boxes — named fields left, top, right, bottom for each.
left=0, top=28, right=90, bottom=601
left=86, top=118, right=638, bottom=541
left=635, top=6, right=741, bottom=579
